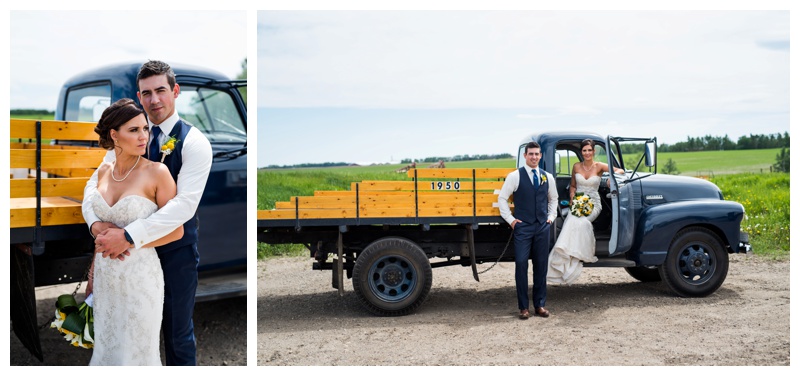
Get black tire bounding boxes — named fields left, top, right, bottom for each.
left=352, top=237, right=432, bottom=316
left=624, top=266, right=662, bottom=282
left=659, top=227, right=728, bottom=297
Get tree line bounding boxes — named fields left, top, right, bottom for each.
left=401, top=153, right=513, bottom=164
left=656, top=132, right=789, bottom=152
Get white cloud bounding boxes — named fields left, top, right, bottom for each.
left=10, top=10, right=246, bottom=110
left=259, top=10, right=788, bottom=113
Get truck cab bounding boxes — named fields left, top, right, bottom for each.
left=54, top=61, right=247, bottom=292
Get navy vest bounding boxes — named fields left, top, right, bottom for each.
left=149, top=119, right=199, bottom=253
left=513, top=167, right=549, bottom=224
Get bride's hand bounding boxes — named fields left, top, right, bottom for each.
left=90, top=221, right=119, bottom=238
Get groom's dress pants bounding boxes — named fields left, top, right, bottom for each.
left=158, top=243, right=199, bottom=366
left=514, top=220, right=550, bottom=310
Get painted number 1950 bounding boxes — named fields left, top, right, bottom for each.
left=430, top=181, right=461, bottom=190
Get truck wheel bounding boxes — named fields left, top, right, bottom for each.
left=352, top=237, right=432, bottom=316
left=659, top=227, right=728, bottom=297
left=624, top=266, right=661, bottom=282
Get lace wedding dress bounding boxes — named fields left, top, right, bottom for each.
left=88, top=193, right=164, bottom=366
left=547, top=174, right=601, bottom=284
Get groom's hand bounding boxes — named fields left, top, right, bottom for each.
left=511, top=219, right=522, bottom=229
left=95, top=228, right=132, bottom=260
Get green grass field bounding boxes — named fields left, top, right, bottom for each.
left=10, top=112, right=55, bottom=120
left=258, top=149, right=789, bottom=260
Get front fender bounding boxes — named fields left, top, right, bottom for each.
left=633, top=200, right=744, bottom=266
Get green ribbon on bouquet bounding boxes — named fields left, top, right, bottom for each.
left=52, top=294, right=94, bottom=348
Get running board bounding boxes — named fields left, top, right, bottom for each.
left=195, top=270, right=247, bottom=302
left=584, top=259, right=637, bottom=268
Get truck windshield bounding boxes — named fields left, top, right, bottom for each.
left=63, top=83, right=246, bottom=144
left=178, top=85, right=246, bottom=143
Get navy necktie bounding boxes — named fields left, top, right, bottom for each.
left=533, top=169, right=539, bottom=189
left=149, top=126, right=161, bottom=161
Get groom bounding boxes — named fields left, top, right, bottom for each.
left=83, top=60, right=212, bottom=365
left=498, top=141, right=558, bottom=320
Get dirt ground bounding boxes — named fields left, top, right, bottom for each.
left=8, top=284, right=246, bottom=366
left=258, top=254, right=790, bottom=366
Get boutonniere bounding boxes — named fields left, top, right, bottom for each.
left=541, top=174, right=547, bottom=183
left=160, top=136, right=180, bottom=162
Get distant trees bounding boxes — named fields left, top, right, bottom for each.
left=236, top=58, right=247, bottom=103
left=773, top=148, right=790, bottom=173
left=658, top=132, right=789, bottom=152
left=661, top=158, right=680, bottom=175
left=401, top=153, right=513, bottom=164
left=265, top=162, right=351, bottom=169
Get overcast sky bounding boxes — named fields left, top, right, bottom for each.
left=9, top=10, right=247, bottom=111
left=258, top=10, right=789, bottom=167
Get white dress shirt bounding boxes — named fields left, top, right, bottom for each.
left=497, top=165, right=559, bottom=226
left=82, top=110, right=213, bottom=248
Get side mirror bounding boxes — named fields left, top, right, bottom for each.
left=644, top=142, right=656, bottom=167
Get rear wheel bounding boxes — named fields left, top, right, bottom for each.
left=352, top=237, right=432, bottom=316
left=624, top=266, right=661, bottom=282
left=659, top=227, right=728, bottom=297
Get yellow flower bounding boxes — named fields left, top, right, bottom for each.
left=570, top=192, right=594, bottom=218
left=160, top=136, right=180, bottom=162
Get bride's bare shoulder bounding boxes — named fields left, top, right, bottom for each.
left=96, top=161, right=112, bottom=177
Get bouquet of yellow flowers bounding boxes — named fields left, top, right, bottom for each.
left=50, top=293, right=94, bottom=349
left=570, top=192, right=594, bottom=218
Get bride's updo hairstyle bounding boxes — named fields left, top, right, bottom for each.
left=581, top=139, right=595, bottom=150
left=95, top=98, right=145, bottom=150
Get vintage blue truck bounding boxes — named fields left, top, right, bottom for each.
left=257, top=132, right=750, bottom=316
left=10, top=62, right=247, bottom=360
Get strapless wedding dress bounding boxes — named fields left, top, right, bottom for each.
left=547, top=174, right=602, bottom=284
left=88, top=193, right=164, bottom=366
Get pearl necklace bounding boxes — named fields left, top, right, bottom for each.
left=582, top=161, right=596, bottom=172
left=111, top=155, right=141, bottom=182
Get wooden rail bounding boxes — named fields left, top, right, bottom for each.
left=9, top=119, right=103, bottom=229
left=257, top=168, right=516, bottom=222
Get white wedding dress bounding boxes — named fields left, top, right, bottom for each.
left=88, top=193, right=164, bottom=366
left=547, top=174, right=601, bottom=284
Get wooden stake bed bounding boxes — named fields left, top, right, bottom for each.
left=257, top=167, right=516, bottom=228
left=9, top=119, right=103, bottom=237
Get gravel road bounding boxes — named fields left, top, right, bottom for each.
left=258, top=255, right=789, bottom=366
left=8, top=285, right=246, bottom=366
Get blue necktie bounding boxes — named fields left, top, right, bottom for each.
left=533, top=170, right=539, bottom=189
left=149, top=126, right=161, bottom=161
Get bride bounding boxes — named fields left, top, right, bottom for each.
left=548, top=139, right=623, bottom=284
left=84, top=99, right=182, bottom=366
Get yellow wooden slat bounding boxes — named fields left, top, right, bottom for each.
left=10, top=178, right=89, bottom=198
left=406, top=168, right=514, bottom=179
left=11, top=142, right=100, bottom=150
left=10, top=119, right=98, bottom=140
left=257, top=206, right=502, bottom=220
left=274, top=193, right=499, bottom=210
left=354, top=180, right=504, bottom=191
left=10, top=149, right=106, bottom=169
left=10, top=197, right=85, bottom=228
left=43, top=168, right=96, bottom=178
